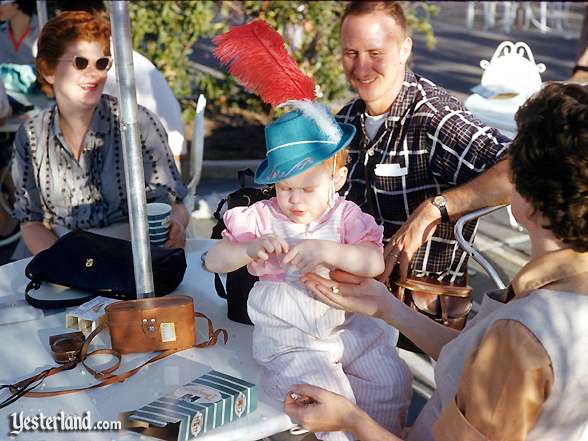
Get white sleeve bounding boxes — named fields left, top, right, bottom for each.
left=0, top=79, right=10, bottom=119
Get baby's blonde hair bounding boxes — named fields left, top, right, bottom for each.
left=322, top=148, right=349, bottom=171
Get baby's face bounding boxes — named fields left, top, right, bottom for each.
left=275, top=164, right=335, bottom=224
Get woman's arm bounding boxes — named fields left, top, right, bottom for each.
left=302, top=271, right=459, bottom=360
left=21, top=221, right=58, bottom=255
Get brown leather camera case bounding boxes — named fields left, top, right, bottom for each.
left=106, top=295, right=196, bottom=354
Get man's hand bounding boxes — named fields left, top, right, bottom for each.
left=282, top=239, right=327, bottom=273
left=379, top=199, right=439, bottom=282
left=246, top=234, right=289, bottom=262
left=165, top=218, right=186, bottom=249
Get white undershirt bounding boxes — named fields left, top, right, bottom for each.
left=364, top=113, right=386, bottom=141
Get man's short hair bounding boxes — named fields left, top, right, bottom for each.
left=341, top=1, right=407, bottom=35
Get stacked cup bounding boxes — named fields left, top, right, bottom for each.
left=146, top=203, right=172, bottom=247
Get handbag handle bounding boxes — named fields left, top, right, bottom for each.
left=0, top=311, right=228, bottom=404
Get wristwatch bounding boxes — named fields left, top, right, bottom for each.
left=432, top=195, right=450, bottom=223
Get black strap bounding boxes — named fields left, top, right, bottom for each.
left=237, top=168, right=255, bottom=187
left=213, top=197, right=227, bottom=222
left=214, top=273, right=227, bottom=299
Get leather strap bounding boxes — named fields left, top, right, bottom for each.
left=0, top=311, right=228, bottom=404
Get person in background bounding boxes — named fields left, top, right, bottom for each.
left=336, top=1, right=511, bottom=344
left=60, top=0, right=187, bottom=166
left=287, top=82, right=588, bottom=441
left=11, top=11, right=188, bottom=256
left=0, top=77, right=19, bottom=243
left=0, top=0, right=37, bottom=65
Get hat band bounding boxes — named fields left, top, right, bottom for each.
left=267, top=139, right=337, bottom=154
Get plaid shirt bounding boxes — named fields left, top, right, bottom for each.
left=336, top=70, right=509, bottom=284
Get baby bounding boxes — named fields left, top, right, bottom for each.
left=205, top=103, right=411, bottom=441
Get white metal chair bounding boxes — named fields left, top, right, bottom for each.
left=185, top=94, right=206, bottom=237
left=455, top=205, right=510, bottom=290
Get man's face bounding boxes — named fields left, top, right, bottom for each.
left=341, top=11, right=412, bottom=115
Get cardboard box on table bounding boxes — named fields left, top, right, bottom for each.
left=125, top=370, right=257, bottom=440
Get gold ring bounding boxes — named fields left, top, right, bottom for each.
left=331, top=286, right=340, bottom=294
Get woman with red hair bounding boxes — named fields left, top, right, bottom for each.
left=11, top=11, right=189, bottom=256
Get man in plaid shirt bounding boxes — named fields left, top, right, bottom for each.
left=337, top=1, right=511, bottom=287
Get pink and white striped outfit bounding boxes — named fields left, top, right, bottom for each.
left=223, top=196, right=412, bottom=440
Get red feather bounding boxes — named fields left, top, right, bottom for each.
left=213, top=20, right=316, bottom=106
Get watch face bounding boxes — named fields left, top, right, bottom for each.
left=433, top=195, right=446, bottom=207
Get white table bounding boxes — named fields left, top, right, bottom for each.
left=0, top=239, right=295, bottom=440
left=464, top=93, right=518, bottom=139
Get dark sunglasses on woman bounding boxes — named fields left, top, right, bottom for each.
left=59, top=56, right=113, bottom=72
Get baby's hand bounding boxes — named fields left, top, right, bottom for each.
left=282, top=240, right=327, bottom=274
left=246, top=234, right=289, bottom=262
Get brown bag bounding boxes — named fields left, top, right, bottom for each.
left=0, top=295, right=228, bottom=407
left=394, top=276, right=473, bottom=330
left=107, top=295, right=198, bottom=354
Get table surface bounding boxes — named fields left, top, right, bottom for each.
left=0, top=239, right=295, bottom=440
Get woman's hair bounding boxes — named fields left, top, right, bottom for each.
left=14, top=0, right=36, bottom=18
left=509, top=82, right=588, bottom=252
left=36, top=11, right=111, bottom=96
left=341, top=1, right=407, bottom=35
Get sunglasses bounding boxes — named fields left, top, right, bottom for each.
left=59, top=56, right=113, bottom=72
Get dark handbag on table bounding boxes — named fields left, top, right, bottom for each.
left=24, top=230, right=187, bottom=309
left=393, top=275, right=473, bottom=331
left=210, top=169, right=275, bottom=325
left=0, top=295, right=228, bottom=408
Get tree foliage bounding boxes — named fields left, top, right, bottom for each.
left=128, top=1, right=439, bottom=121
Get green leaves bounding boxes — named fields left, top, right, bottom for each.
left=128, top=1, right=438, bottom=120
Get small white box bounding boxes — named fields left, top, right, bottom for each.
left=65, top=297, right=119, bottom=335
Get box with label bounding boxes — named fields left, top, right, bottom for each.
left=126, top=370, right=256, bottom=440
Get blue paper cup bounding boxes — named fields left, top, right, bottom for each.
left=147, top=203, right=171, bottom=246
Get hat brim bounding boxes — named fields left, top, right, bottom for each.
left=255, top=122, right=356, bottom=185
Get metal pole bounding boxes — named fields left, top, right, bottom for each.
left=36, top=1, right=48, bottom=29
left=454, top=205, right=508, bottom=290
left=109, top=1, right=154, bottom=298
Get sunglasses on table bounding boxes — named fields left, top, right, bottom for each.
left=58, top=56, right=113, bottom=71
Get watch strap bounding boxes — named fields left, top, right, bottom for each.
left=438, top=204, right=450, bottom=223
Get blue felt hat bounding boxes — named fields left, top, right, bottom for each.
left=255, top=106, right=356, bottom=185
